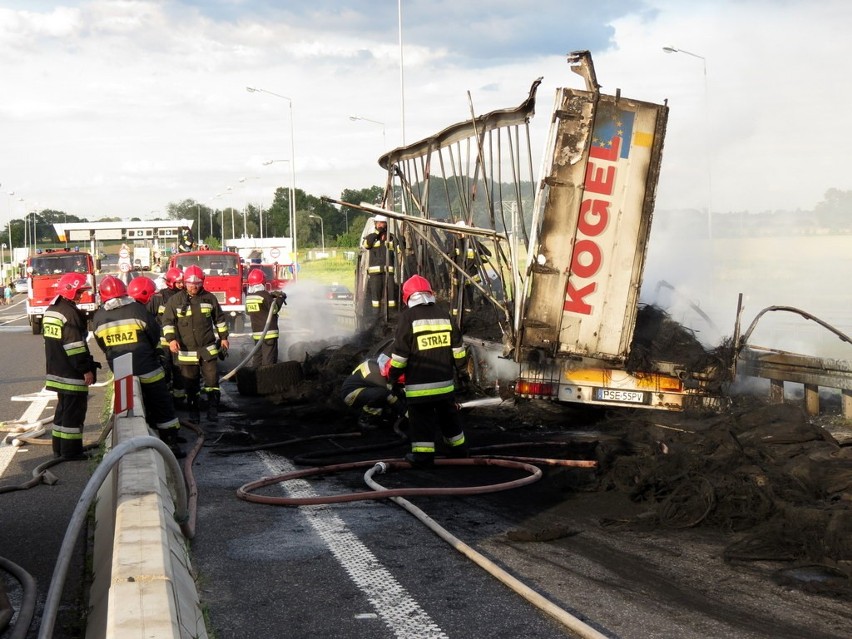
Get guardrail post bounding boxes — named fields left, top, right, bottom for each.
left=842, top=389, right=852, bottom=419
left=769, top=379, right=784, bottom=404
left=804, top=383, right=820, bottom=416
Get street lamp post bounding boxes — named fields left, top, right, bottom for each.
left=308, top=214, right=325, bottom=253
left=349, top=115, right=387, bottom=148
left=207, top=194, right=223, bottom=246
left=262, top=159, right=292, bottom=245
left=663, top=45, right=711, bottom=239
left=238, top=176, right=261, bottom=238
left=247, top=86, right=298, bottom=262
left=6, top=191, right=14, bottom=262
left=224, top=186, right=235, bottom=242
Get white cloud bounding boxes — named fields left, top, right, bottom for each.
left=1, top=0, right=850, bottom=222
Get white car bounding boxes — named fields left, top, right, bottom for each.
left=13, top=278, right=28, bottom=294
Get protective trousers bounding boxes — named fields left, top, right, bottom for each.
left=52, top=392, right=88, bottom=459
left=407, top=397, right=466, bottom=462
left=251, top=338, right=279, bottom=368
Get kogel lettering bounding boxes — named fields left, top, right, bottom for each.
left=563, top=133, right=621, bottom=316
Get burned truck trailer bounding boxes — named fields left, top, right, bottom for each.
left=348, top=51, right=728, bottom=412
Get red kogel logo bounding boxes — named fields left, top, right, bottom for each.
left=563, top=135, right=620, bottom=315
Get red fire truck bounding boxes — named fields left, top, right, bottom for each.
left=168, top=250, right=245, bottom=326
left=26, top=249, right=98, bottom=334
left=244, top=262, right=296, bottom=293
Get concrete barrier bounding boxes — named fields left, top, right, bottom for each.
left=87, top=378, right=207, bottom=639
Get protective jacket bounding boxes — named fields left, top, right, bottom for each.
left=147, top=287, right=179, bottom=321
left=148, top=287, right=180, bottom=347
left=43, top=296, right=97, bottom=394
left=161, top=287, right=229, bottom=363
left=363, top=231, right=396, bottom=274
left=92, top=296, right=164, bottom=378
left=245, top=285, right=281, bottom=341
left=388, top=300, right=467, bottom=403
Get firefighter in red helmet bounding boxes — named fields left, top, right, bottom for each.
left=92, top=276, right=184, bottom=457
left=387, top=274, right=469, bottom=467
left=149, top=267, right=186, bottom=405
left=161, top=264, right=230, bottom=423
left=245, top=268, right=286, bottom=367
left=127, top=276, right=156, bottom=306
left=43, top=272, right=100, bottom=459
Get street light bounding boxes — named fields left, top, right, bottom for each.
left=6, top=191, right=14, bottom=262
left=308, top=214, right=325, bottom=253
left=663, top=45, right=712, bottom=239
left=260, top=160, right=296, bottom=238
left=238, top=176, right=261, bottom=238
left=207, top=194, right=222, bottom=245
left=349, top=115, right=387, bottom=148
left=246, top=86, right=298, bottom=262
left=262, top=159, right=291, bottom=241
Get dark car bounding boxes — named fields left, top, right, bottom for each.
left=323, top=284, right=353, bottom=301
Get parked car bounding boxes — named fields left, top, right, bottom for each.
left=323, top=284, right=353, bottom=301
left=13, top=278, right=28, bottom=294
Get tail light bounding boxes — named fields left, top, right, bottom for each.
left=515, top=379, right=556, bottom=398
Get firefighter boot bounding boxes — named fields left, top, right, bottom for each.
left=207, top=390, right=220, bottom=422
left=404, top=452, right=435, bottom=468
left=160, top=428, right=186, bottom=459
left=188, top=395, right=201, bottom=424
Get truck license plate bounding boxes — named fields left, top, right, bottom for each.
left=594, top=388, right=648, bottom=404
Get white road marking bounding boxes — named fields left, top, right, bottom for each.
left=258, top=451, right=449, bottom=639
left=0, top=446, right=17, bottom=478
left=1, top=395, right=54, bottom=478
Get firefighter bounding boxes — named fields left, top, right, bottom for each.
left=43, top=272, right=100, bottom=459
left=161, top=265, right=230, bottom=423
left=244, top=268, right=286, bottom=367
left=362, top=214, right=397, bottom=319
left=387, top=275, right=469, bottom=467
left=144, top=267, right=186, bottom=406
left=450, top=220, right=491, bottom=316
left=127, top=276, right=156, bottom=306
left=177, top=226, right=195, bottom=253
left=92, top=276, right=184, bottom=457
left=340, top=354, right=406, bottom=431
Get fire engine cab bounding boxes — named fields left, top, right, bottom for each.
left=26, top=249, right=97, bottom=335
left=169, top=250, right=245, bottom=325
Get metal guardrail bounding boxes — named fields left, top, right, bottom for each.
left=327, top=301, right=356, bottom=328
left=736, top=345, right=852, bottom=417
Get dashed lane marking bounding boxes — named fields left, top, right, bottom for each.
left=258, top=451, right=450, bottom=639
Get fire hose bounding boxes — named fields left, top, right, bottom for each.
left=236, top=453, right=605, bottom=637
left=36, top=436, right=190, bottom=639
left=221, top=294, right=283, bottom=382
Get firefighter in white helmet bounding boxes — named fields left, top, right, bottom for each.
left=361, top=214, right=397, bottom=320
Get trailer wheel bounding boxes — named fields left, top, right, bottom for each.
left=31, top=315, right=42, bottom=335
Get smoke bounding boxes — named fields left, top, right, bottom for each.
left=275, top=279, right=357, bottom=360
left=641, top=223, right=852, bottom=360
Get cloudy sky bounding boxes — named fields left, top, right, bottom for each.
left=1, top=0, right=850, bottom=224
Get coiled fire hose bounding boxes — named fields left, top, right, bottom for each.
left=365, top=461, right=609, bottom=639
left=236, top=453, right=605, bottom=637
